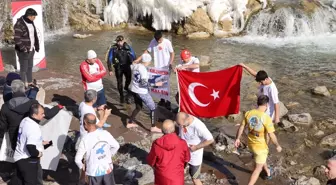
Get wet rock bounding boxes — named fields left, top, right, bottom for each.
left=135, top=164, right=154, bottom=185
left=32, top=66, right=40, bottom=72
left=73, top=33, right=93, bottom=39
left=184, top=8, right=214, bottom=34
left=198, top=55, right=211, bottom=67
left=290, top=160, right=297, bottom=166
left=215, top=132, right=236, bottom=153
left=286, top=101, right=300, bottom=108
left=288, top=113, right=313, bottom=126
left=116, top=136, right=125, bottom=146
left=122, top=157, right=141, bottom=169
left=312, top=86, right=331, bottom=97
left=186, top=32, right=210, bottom=39
left=69, top=3, right=104, bottom=31
left=4, top=64, right=16, bottom=72
left=313, top=165, right=327, bottom=182
left=320, top=133, right=336, bottom=147
left=151, top=133, right=163, bottom=142
left=228, top=111, right=244, bottom=123
left=295, top=176, right=320, bottom=185
left=213, top=30, right=233, bottom=38
left=304, top=138, right=315, bottom=148
left=327, top=118, right=336, bottom=125
left=314, top=130, right=325, bottom=137
left=279, top=119, right=293, bottom=128
left=279, top=101, right=289, bottom=118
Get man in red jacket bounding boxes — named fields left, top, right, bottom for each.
left=147, top=119, right=190, bottom=185
left=80, top=50, right=107, bottom=110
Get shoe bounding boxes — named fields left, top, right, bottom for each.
left=165, top=101, right=171, bottom=111
left=158, top=99, right=165, bottom=106
left=126, top=123, right=139, bottom=128
left=150, top=126, right=162, bottom=133
left=265, top=166, right=273, bottom=180
left=103, top=123, right=111, bottom=128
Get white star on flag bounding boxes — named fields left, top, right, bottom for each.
left=210, top=89, right=220, bottom=100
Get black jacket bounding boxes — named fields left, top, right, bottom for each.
left=327, top=179, right=336, bottom=185
left=106, top=42, right=135, bottom=71
left=14, top=16, right=40, bottom=52
left=0, top=93, right=60, bottom=150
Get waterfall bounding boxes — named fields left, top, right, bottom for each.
left=246, top=6, right=336, bottom=37
left=42, top=0, right=70, bottom=37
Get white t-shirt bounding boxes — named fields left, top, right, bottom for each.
left=78, top=102, right=100, bottom=137
left=179, top=117, right=213, bottom=166
left=86, top=63, right=104, bottom=91
left=130, top=63, right=149, bottom=94
left=75, top=129, right=120, bottom=177
left=147, top=38, right=174, bottom=68
left=14, top=117, right=43, bottom=162
left=23, top=19, right=35, bottom=51
left=177, top=56, right=200, bottom=72
left=258, top=78, right=279, bottom=118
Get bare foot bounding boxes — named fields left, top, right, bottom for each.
left=126, top=123, right=138, bottom=128
left=150, top=126, right=162, bottom=133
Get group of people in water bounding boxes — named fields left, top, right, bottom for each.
left=2, top=7, right=335, bottom=185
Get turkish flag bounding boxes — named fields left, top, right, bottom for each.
left=177, top=65, right=242, bottom=118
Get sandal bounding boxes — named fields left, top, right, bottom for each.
left=265, top=166, right=273, bottom=180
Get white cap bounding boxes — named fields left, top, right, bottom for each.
left=142, top=53, right=152, bottom=63
left=87, top=50, right=97, bottom=59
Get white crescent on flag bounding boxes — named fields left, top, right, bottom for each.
left=188, top=82, right=210, bottom=107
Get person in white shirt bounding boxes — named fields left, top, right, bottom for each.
left=175, top=112, right=214, bottom=185
left=75, top=113, right=120, bottom=185
left=14, top=103, right=52, bottom=185
left=128, top=53, right=164, bottom=133
left=238, top=63, right=280, bottom=124
left=134, top=31, right=175, bottom=110
left=78, top=89, right=112, bottom=138
left=80, top=50, right=107, bottom=110
left=174, top=49, right=200, bottom=105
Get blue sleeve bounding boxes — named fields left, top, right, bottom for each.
left=129, top=46, right=136, bottom=61
left=108, top=48, right=114, bottom=65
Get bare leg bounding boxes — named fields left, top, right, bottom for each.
left=192, top=179, right=203, bottom=185
left=263, top=162, right=270, bottom=177
left=248, top=163, right=264, bottom=185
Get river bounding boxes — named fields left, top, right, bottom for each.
left=1, top=29, right=336, bottom=184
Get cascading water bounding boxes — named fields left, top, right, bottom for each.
left=225, top=2, right=336, bottom=52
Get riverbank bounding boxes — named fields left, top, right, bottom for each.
left=0, top=67, right=334, bottom=185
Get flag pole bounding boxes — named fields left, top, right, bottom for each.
left=176, top=70, right=180, bottom=112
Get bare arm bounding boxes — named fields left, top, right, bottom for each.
left=195, top=139, right=214, bottom=150
left=179, top=63, right=199, bottom=70
left=134, top=50, right=149, bottom=64
left=234, top=123, right=246, bottom=148
left=169, top=52, right=175, bottom=65
left=268, top=132, right=280, bottom=147
left=96, top=109, right=111, bottom=128
left=239, top=63, right=257, bottom=77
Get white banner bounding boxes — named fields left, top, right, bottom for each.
left=0, top=108, right=72, bottom=171
left=148, top=67, right=170, bottom=100
left=12, top=1, right=46, bottom=69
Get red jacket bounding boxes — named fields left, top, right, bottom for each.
left=79, top=59, right=107, bottom=90
left=147, top=133, right=190, bottom=185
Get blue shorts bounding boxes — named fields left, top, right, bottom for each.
left=93, top=89, right=107, bottom=107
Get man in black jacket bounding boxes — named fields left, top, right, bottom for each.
left=106, top=35, right=136, bottom=103
left=0, top=80, right=61, bottom=151
left=14, top=8, right=40, bottom=86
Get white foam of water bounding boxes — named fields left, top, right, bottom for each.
left=44, top=27, right=71, bottom=42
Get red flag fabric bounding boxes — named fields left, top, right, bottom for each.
left=177, top=65, right=242, bottom=118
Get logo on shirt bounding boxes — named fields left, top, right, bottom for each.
left=133, top=71, right=141, bottom=83
left=249, top=116, right=263, bottom=132
left=96, top=144, right=106, bottom=155
left=158, top=46, right=163, bottom=50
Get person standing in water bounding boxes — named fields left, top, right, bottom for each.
left=135, top=31, right=175, bottom=110
left=235, top=95, right=282, bottom=185
left=14, top=8, right=40, bottom=87
left=127, top=53, right=164, bottom=133
left=106, top=35, right=136, bottom=104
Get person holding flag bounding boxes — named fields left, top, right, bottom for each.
left=128, top=53, right=164, bottom=133
left=174, top=49, right=200, bottom=105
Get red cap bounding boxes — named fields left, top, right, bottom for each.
left=180, top=49, right=191, bottom=61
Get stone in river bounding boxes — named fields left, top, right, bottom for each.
left=186, top=32, right=210, bottom=39
left=295, top=176, right=320, bottom=185
left=198, top=55, right=211, bottom=67
left=279, top=101, right=289, bottom=118
left=314, top=130, right=325, bottom=137
left=312, top=86, right=331, bottom=97
left=320, top=133, right=336, bottom=147
left=288, top=113, right=313, bottom=126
